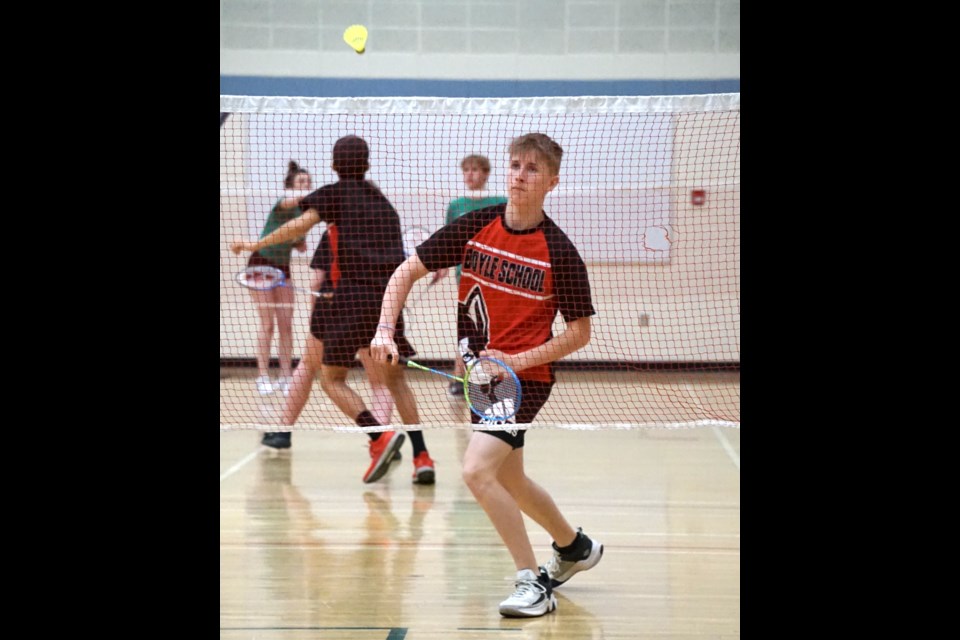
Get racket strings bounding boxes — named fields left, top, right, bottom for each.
left=237, top=266, right=285, bottom=291
left=466, top=363, right=521, bottom=421
left=403, top=227, right=432, bottom=257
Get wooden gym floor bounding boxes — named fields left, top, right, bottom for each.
left=220, top=370, right=740, bottom=639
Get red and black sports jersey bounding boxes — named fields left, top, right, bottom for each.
left=310, top=225, right=341, bottom=294
left=300, top=179, right=405, bottom=288
left=416, top=204, right=595, bottom=383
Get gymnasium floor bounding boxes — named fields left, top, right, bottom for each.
left=220, top=370, right=740, bottom=639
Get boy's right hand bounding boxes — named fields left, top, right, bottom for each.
left=371, top=329, right=398, bottom=364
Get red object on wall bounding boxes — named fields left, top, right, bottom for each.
left=691, top=190, right=706, bottom=206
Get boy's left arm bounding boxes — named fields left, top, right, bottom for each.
left=483, top=316, right=591, bottom=373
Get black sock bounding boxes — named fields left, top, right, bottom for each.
left=553, top=530, right=586, bottom=557
left=406, top=430, right=427, bottom=456
left=356, top=411, right=381, bottom=440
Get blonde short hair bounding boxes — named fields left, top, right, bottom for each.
left=508, top=133, right=563, bottom=176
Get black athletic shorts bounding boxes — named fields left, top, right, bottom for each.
left=472, top=379, right=554, bottom=449
left=309, top=291, right=335, bottom=340
left=320, top=284, right=415, bottom=367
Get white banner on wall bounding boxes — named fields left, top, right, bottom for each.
left=224, top=103, right=679, bottom=264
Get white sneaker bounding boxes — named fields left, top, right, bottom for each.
left=499, top=568, right=557, bottom=618
left=277, top=377, right=291, bottom=396
left=256, top=376, right=274, bottom=396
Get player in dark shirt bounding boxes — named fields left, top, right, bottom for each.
left=232, top=136, right=434, bottom=484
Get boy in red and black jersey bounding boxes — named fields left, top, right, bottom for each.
left=372, top=133, right=603, bottom=618
left=441, top=203, right=595, bottom=389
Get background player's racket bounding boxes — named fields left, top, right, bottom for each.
left=390, top=355, right=522, bottom=422
left=402, top=226, right=442, bottom=307
left=236, top=265, right=330, bottom=298
left=402, top=225, right=432, bottom=258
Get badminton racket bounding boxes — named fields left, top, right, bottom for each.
left=235, top=265, right=329, bottom=298
left=390, top=355, right=522, bottom=422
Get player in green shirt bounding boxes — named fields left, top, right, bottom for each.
left=246, top=161, right=310, bottom=396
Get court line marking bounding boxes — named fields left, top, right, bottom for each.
left=712, top=426, right=740, bottom=471
left=219, top=628, right=407, bottom=635
left=219, top=448, right=261, bottom=483
left=679, top=381, right=740, bottom=472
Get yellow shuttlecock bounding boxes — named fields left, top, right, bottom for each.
left=343, top=25, right=368, bottom=54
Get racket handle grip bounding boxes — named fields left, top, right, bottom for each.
left=386, top=355, right=409, bottom=366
